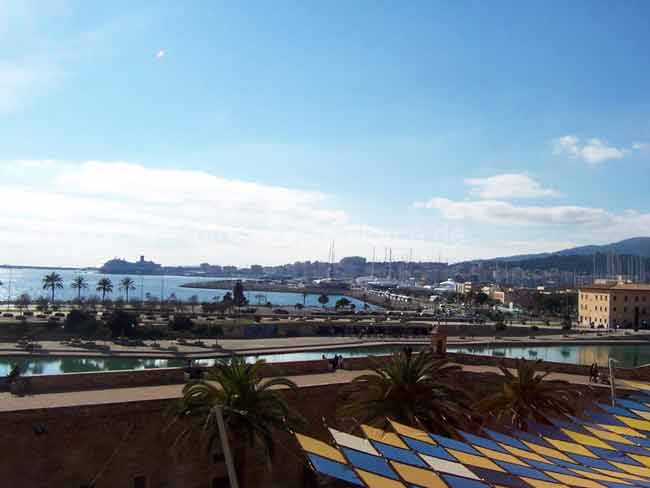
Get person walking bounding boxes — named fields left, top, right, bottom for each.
left=589, top=363, right=598, bottom=383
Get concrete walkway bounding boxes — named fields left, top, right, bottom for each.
left=0, top=330, right=646, bottom=358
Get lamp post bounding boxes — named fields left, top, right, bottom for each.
left=609, top=357, right=619, bottom=407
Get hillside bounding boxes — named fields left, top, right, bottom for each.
left=490, top=237, right=650, bottom=262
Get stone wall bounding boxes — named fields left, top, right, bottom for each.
left=0, top=382, right=344, bottom=488
left=21, top=367, right=186, bottom=394
left=0, top=368, right=616, bottom=488
left=0, top=399, right=228, bottom=488
left=16, top=360, right=334, bottom=394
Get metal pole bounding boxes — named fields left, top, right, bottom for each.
left=215, top=405, right=240, bottom=488
left=7, top=268, right=12, bottom=311
left=609, top=357, right=618, bottom=407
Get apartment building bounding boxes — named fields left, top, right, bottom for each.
left=578, top=283, right=650, bottom=328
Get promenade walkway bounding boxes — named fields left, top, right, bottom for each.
left=0, top=362, right=628, bottom=414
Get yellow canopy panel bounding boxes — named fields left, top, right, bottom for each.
left=295, top=433, right=347, bottom=464
left=388, top=419, right=437, bottom=445
left=361, top=424, right=408, bottom=449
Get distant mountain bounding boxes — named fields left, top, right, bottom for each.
left=493, top=237, right=650, bottom=262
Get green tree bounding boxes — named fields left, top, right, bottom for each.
left=338, top=350, right=472, bottom=437
left=70, top=275, right=88, bottom=302
left=17, top=293, right=31, bottom=316
left=171, top=357, right=304, bottom=486
left=188, top=295, right=199, bottom=314
left=167, top=293, right=179, bottom=312
left=96, top=278, right=114, bottom=302
left=334, top=297, right=351, bottom=309
left=318, top=293, right=329, bottom=309
left=119, top=277, right=136, bottom=302
left=107, top=310, right=137, bottom=337
left=232, top=281, right=247, bottom=308
left=476, top=292, right=489, bottom=307
left=473, top=359, right=580, bottom=431
left=42, top=272, right=64, bottom=303
left=35, top=296, right=49, bottom=313
left=221, top=292, right=234, bottom=314
left=86, top=295, right=100, bottom=311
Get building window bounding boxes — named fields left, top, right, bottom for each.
left=614, top=307, right=617, bottom=312
left=636, top=296, right=639, bottom=302
left=613, top=296, right=617, bottom=301
left=625, top=296, right=628, bottom=302
left=624, top=307, right=627, bottom=313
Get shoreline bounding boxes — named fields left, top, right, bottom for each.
left=180, top=279, right=351, bottom=295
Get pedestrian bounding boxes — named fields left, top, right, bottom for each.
left=185, top=360, right=204, bottom=381
left=589, top=363, right=598, bottom=383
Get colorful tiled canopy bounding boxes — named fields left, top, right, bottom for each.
left=296, top=391, right=650, bottom=488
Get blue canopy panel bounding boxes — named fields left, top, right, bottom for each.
left=307, top=453, right=364, bottom=486
left=341, top=447, right=400, bottom=480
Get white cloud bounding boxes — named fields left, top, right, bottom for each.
left=0, top=160, right=431, bottom=266
left=632, top=142, right=649, bottom=150
left=13, top=159, right=56, bottom=168
left=553, top=135, right=626, bottom=164
left=156, top=49, right=165, bottom=59
left=415, top=198, right=613, bottom=226
left=464, top=173, right=558, bottom=199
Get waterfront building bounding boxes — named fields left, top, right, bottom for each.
left=578, top=283, right=650, bottom=329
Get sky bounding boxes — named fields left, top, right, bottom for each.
left=1, top=0, right=649, bottom=267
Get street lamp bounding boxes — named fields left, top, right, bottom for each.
left=609, top=357, right=619, bottom=407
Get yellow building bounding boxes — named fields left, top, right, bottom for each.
left=578, top=283, right=650, bottom=329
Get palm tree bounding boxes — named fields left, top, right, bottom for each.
left=96, top=278, right=114, bottom=303
left=473, top=359, right=580, bottom=431
left=42, top=272, right=64, bottom=304
left=71, top=276, right=88, bottom=302
left=119, top=277, right=136, bottom=302
left=338, top=349, right=472, bottom=437
left=171, top=357, right=304, bottom=486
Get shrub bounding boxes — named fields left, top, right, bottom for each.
left=106, top=311, right=138, bottom=337
left=65, top=310, right=99, bottom=336
left=170, top=314, right=193, bottom=331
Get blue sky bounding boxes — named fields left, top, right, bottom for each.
left=1, top=0, right=649, bottom=267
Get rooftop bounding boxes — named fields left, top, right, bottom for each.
left=580, top=283, right=650, bottom=292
